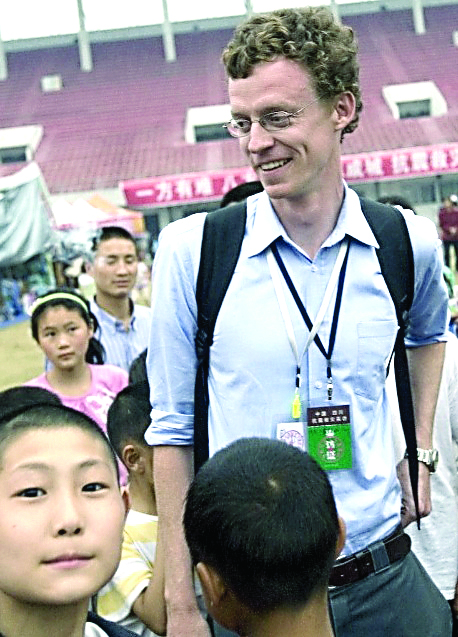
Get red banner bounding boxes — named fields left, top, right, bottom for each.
left=341, top=142, right=458, bottom=183
left=121, top=142, right=458, bottom=208
left=121, top=167, right=257, bottom=207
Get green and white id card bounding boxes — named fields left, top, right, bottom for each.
left=307, top=405, right=352, bottom=471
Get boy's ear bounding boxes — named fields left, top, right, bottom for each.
left=335, top=516, right=347, bottom=558
left=196, top=562, right=248, bottom=634
left=196, top=562, right=227, bottom=608
left=122, top=444, right=144, bottom=472
left=121, top=487, right=130, bottom=518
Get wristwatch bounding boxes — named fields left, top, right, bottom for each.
left=416, top=448, right=439, bottom=473
left=404, top=448, right=439, bottom=472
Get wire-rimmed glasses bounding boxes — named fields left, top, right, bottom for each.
left=223, top=97, right=321, bottom=138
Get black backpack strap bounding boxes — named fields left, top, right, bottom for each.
left=360, top=197, right=420, bottom=526
left=360, top=198, right=414, bottom=314
left=193, top=202, right=247, bottom=473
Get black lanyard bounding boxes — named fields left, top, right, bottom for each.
left=270, top=238, right=351, bottom=399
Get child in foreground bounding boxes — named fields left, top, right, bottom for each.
left=0, top=386, right=133, bottom=637
left=96, top=382, right=166, bottom=636
left=24, top=288, right=128, bottom=481
left=184, top=437, right=346, bottom=637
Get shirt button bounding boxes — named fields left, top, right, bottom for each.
left=311, top=265, right=318, bottom=272
left=315, top=381, right=323, bottom=389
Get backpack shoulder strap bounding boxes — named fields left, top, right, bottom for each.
left=360, top=197, right=420, bottom=526
left=193, top=201, right=247, bottom=473
left=359, top=197, right=414, bottom=317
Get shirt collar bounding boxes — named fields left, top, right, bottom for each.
left=245, top=183, right=379, bottom=257
left=246, top=191, right=289, bottom=257
left=323, top=184, right=379, bottom=249
left=91, top=298, right=136, bottom=331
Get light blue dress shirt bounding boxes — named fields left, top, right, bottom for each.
left=145, top=185, right=448, bottom=555
left=90, top=299, right=151, bottom=373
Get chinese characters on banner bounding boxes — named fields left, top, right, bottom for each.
left=341, top=142, right=458, bottom=182
left=121, top=167, right=257, bottom=207
left=121, top=142, right=458, bottom=208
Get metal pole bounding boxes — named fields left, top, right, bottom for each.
left=76, top=0, right=93, bottom=72
left=330, top=0, right=340, bottom=22
left=0, top=35, right=7, bottom=81
left=412, top=0, right=425, bottom=35
left=162, top=0, right=176, bottom=63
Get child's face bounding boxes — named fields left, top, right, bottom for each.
left=37, top=306, right=93, bottom=370
left=0, top=426, right=126, bottom=607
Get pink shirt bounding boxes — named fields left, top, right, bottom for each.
left=24, top=364, right=128, bottom=434
left=24, top=364, right=129, bottom=483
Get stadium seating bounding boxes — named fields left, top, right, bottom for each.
left=0, top=6, right=457, bottom=193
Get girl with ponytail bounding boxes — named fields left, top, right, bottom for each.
left=24, top=289, right=128, bottom=482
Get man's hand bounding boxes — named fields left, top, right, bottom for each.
left=153, top=446, right=212, bottom=637
left=396, top=458, right=432, bottom=528
left=166, top=608, right=212, bottom=637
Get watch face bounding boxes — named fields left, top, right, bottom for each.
left=417, top=448, right=439, bottom=472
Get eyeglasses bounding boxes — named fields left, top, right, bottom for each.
left=223, top=97, right=321, bottom=138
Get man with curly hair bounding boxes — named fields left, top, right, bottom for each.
left=146, top=7, right=451, bottom=637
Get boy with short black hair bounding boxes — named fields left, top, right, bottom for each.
left=96, top=382, right=166, bottom=637
left=0, top=386, right=134, bottom=637
left=184, top=437, right=345, bottom=637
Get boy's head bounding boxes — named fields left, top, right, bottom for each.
left=0, top=387, right=119, bottom=480
left=220, top=181, right=263, bottom=208
left=184, top=437, right=345, bottom=633
left=107, top=382, right=153, bottom=480
left=128, top=348, right=148, bottom=385
left=0, top=386, right=126, bottom=610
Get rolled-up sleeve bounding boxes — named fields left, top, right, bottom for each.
left=145, top=214, right=206, bottom=446
left=404, top=212, right=448, bottom=347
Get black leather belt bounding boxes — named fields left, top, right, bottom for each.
left=329, top=528, right=411, bottom=587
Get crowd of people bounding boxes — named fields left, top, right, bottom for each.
left=1, top=5, right=458, bottom=637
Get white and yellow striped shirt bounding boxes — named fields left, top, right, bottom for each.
left=97, top=509, right=159, bottom=637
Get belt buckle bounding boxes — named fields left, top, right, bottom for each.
left=329, top=529, right=408, bottom=589
left=329, top=553, right=361, bottom=588
left=354, top=548, right=374, bottom=580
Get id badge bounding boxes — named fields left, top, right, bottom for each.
left=276, top=422, right=306, bottom=452
left=307, top=405, right=352, bottom=470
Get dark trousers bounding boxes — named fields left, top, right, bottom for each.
left=210, top=550, right=452, bottom=637
left=449, top=601, right=458, bottom=637
left=329, top=551, right=452, bottom=637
